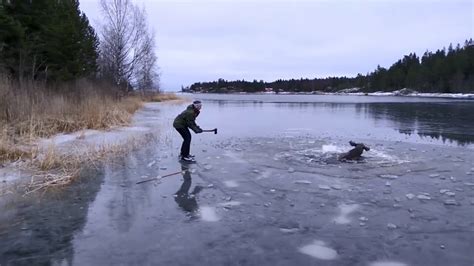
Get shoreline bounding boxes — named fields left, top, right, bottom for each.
left=184, top=91, right=474, bottom=99
left=0, top=99, right=186, bottom=196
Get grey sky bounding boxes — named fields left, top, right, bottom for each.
left=79, top=0, right=473, bottom=91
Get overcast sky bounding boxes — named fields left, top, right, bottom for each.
left=79, top=0, right=473, bottom=91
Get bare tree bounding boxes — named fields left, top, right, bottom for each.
left=98, top=0, right=159, bottom=92
left=136, top=31, right=160, bottom=92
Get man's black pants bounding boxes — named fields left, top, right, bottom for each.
left=175, top=127, right=191, bottom=157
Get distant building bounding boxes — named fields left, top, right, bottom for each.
left=264, top=87, right=273, bottom=92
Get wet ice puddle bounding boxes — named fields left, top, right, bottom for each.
left=298, top=240, right=338, bottom=260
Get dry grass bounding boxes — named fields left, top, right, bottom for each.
left=0, top=76, right=144, bottom=163
left=0, top=127, right=35, bottom=162
left=25, top=146, right=83, bottom=195
left=0, top=145, right=32, bottom=162
left=145, top=92, right=181, bottom=102
left=0, top=75, right=181, bottom=194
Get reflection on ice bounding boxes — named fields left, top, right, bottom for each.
left=298, top=240, right=338, bottom=260
left=333, top=203, right=359, bottom=224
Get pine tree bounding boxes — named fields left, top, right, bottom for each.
left=0, top=3, right=24, bottom=75
left=0, top=0, right=99, bottom=82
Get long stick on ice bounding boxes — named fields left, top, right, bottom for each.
left=136, top=171, right=184, bottom=184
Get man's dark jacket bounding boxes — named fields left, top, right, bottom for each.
left=173, top=104, right=203, bottom=133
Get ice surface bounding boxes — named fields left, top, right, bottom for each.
left=416, top=195, right=431, bottom=200
left=223, top=180, right=239, bottom=188
left=369, top=261, right=407, bottom=266
left=334, top=204, right=359, bottom=224
left=444, top=199, right=458, bottom=205
left=387, top=223, right=397, bottom=229
left=279, top=228, right=299, bottom=233
left=3, top=99, right=474, bottom=265
left=294, top=180, right=312, bottom=185
left=218, top=201, right=242, bottom=207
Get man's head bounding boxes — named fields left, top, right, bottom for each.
left=193, top=100, right=202, bottom=110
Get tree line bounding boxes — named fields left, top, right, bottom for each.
left=187, top=39, right=474, bottom=94
left=0, top=0, right=159, bottom=92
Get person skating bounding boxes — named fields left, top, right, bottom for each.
left=173, top=100, right=203, bottom=162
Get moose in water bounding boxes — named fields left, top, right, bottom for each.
left=339, top=141, right=370, bottom=161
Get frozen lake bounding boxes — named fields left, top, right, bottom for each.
left=192, top=93, right=474, bottom=147
left=1, top=94, right=473, bottom=265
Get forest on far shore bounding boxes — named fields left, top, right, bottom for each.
left=187, top=39, right=474, bottom=94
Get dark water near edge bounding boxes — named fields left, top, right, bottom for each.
left=191, top=94, right=474, bottom=147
